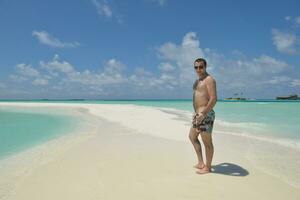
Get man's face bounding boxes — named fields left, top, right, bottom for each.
left=194, top=61, right=206, bottom=76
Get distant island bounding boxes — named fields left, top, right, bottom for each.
left=276, top=94, right=300, bottom=100
left=223, top=97, right=247, bottom=100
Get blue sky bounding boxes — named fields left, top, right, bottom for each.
left=0, top=0, right=299, bottom=99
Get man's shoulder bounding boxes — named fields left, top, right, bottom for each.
left=206, top=75, right=216, bottom=83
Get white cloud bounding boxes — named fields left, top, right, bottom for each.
left=263, top=76, right=292, bottom=85
left=271, top=29, right=300, bottom=55
left=9, top=63, right=50, bottom=87
left=295, top=16, right=300, bottom=25
left=92, top=0, right=112, bottom=18
left=103, top=58, right=126, bottom=74
left=32, top=30, right=80, bottom=48
left=40, top=54, right=75, bottom=74
left=158, top=62, right=175, bottom=72
left=134, top=67, right=153, bottom=77
left=205, top=54, right=289, bottom=90
left=63, top=58, right=127, bottom=86
left=9, top=54, right=182, bottom=98
left=32, top=78, right=49, bottom=86
left=272, top=17, right=300, bottom=55
left=285, top=16, right=291, bottom=21
left=156, top=32, right=297, bottom=98
left=9, top=74, right=25, bottom=82
left=9, top=64, right=40, bottom=82
left=7, top=32, right=300, bottom=99
left=158, top=32, right=204, bottom=84
left=253, top=55, right=289, bottom=73
left=285, top=16, right=300, bottom=26
left=291, top=79, right=300, bottom=87
left=92, top=0, right=124, bottom=23
left=16, top=63, right=40, bottom=77
left=40, top=55, right=127, bottom=87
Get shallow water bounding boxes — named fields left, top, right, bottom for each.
left=1, top=99, right=299, bottom=149
left=0, top=106, right=79, bottom=159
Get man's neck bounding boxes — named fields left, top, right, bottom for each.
left=198, top=72, right=208, bottom=81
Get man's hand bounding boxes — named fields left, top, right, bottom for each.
left=196, top=112, right=205, bottom=123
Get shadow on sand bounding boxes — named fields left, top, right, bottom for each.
left=211, top=162, right=249, bottom=176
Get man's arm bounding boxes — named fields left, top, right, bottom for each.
left=201, top=77, right=217, bottom=116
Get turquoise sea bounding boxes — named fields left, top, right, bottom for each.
left=90, top=99, right=300, bottom=148
left=0, top=106, right=79, bottom=160
left=99, top=99, right=300, bottom=148
left=0, top=99, right=300, bottom=159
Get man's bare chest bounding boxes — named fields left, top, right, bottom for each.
left=195, top=80, right=208, bottom=93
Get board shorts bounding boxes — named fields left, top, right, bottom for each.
left=192, top=109, right=215, bottom=134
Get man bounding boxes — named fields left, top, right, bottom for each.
left=189, top=58, right=217, bottom=174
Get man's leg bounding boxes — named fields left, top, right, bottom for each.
left=196, top=132, right=214, bottom=174
left=189, top=127, right=205, bottom=169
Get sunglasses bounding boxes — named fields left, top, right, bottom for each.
left=194, top=65, right=205, bottom=70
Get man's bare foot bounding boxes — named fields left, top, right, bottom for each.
left=194, top=163, right=205, bottom=169
left=196, top=166, right=211, bottom=174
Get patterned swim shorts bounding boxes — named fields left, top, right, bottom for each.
left=192, top=109, right=215, bottom=133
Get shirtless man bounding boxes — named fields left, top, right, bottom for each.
left=189, top=58, right=217, bottom=174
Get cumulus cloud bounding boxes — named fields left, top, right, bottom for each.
left=271, top=29, right=300, bottom=55
left=9, top=63, right=40, bottom=82
left=15, top=63, right=40, bottom=77
left=285, top=16, right=300, bottom=26
left=272, top=16, right=300, bottom=55
left=40, top=54, right=75, bottom=74
left=92, top=0, right=123, bottom=23
left=296, top=17, right=300, bottom=25
left=7, top=32, right=300, bottom=99
left=156, top=32, right=298, bottom=98
left=32, top=78, right=49, bottom=86
left=40, top=55, right=127, bottom=87
left=158, top=32, right=204, bottom=85
left=103, top=58, right=126, bottom=75
left=9, top=63, right=51, bottom=86
left=158, top=62, right=175, bottom=72
left=202, top=54, right=289, bottom=91
left=291, top=79, right=300, bottom=87
left=32, top=30, right=80, bottom=48
left=92, top=0, right=112, bottom=17
left=285, top=16, right=291, bottom=21
left=8, top=53, right=182, bottom=98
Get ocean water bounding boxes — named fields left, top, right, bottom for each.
left=0, top=99, right=299, bottom=157
left=7, top=99, right=299, bottom=148
left=0, top=106, right=79, bottom=160
left=0, top=100, right=299, bottom=187
left=96, top=99, right=300, bottom=149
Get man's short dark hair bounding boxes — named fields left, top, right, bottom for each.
left=194, top=58, right=207, bottom=67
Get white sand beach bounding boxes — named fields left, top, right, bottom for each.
left=0, top=102, right=299, bottom=200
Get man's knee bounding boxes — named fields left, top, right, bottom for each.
left=189, top=128, right=199, bottom=142
left=201, top=134, right=213, bottom=147
left=203, top=139, right=213, bottom=149
left=189, top=134, right=198, bottom=143
left=204, top=142, right=213, bottom=149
